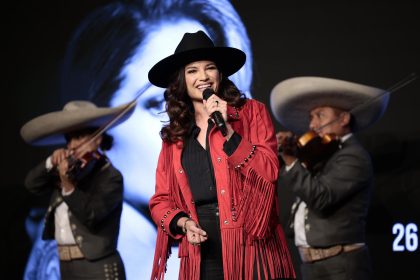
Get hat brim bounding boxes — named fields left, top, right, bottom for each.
left=270, top=77, right=390, bottom=134
left=20, top=102, right=136, bottom=146
left=148, top=47, right=246, bottom=88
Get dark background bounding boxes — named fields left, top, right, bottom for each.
left=4, top=0, right=420, bottom=279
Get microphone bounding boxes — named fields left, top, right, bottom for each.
left=203, top=88, right=227, bottom=136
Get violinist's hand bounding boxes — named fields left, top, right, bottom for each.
left=51, top=148, right=70, bottom=167
left=58, top=159, right=76, bottom=193
left=276, top=131, right=293, bottom=152
left=178, top=217, right=208, bottom=246
left=276, top=131, right=297, bottom=166
left=51, top=149, right=75, bottom=192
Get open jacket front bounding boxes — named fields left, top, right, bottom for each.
left=149, top=99, right=295, bottom=280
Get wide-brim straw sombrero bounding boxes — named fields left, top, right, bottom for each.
left=270, top=76, right=390, bottom=134
left=20, top=100, right=135, bottom=146
left=148, top=30, right=246, bottom=88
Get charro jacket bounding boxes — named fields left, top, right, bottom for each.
left=282, top=136, right=373, bottom=247
left=25, top=157, right=124, bottom=260
left=149, top=99, right=295, bottom=280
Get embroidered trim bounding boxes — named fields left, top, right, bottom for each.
left=160, top=207, right=179, bottom=234
left=229, top=107, right=239, bottom=119
left=234, top=145, right=256, bottom=170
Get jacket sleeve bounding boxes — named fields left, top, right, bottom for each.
left=149, top=142, right=184, bottom=240
left=25, top=159, right=57, bottom=196
left=62, top=164, right=124, bottom=229
left=227, top=100, right=279, bottom=183
left=227, top=100, right=280, bottom=238
left=283, top=142, right=372, bottom=216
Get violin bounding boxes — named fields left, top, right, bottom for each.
left=279, top=131, right=340, bottom=171
left=296, top=131, right=340, bottom=170
left=66, top=150, right=103, bottom=181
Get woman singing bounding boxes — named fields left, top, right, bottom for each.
left=148, top=30, right=295, bottom=280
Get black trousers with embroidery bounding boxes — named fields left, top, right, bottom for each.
left=60, top=251, right=126, bottom=280
left=300, top=246, right=372, bottom=280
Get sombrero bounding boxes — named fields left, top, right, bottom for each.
left=148, top=30, right=246, bottom=88
left=270, top=76, right=390, bottom=134
left=20, top=100, right=135, bottom=146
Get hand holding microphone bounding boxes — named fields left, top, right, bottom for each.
left=202, top=88, right=228, bottom=136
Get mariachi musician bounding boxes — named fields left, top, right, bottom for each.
left=270, top=77, right=389, bottom=280
left=21, top=100, right=135, bottom=280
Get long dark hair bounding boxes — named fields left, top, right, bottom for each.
left=161, top=68, right=247, bottom=143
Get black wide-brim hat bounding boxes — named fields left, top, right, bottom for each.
left=148, top=30, right=246, bottom=88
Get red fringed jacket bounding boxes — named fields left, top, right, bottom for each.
left=149, top=99, right=295, bottom=280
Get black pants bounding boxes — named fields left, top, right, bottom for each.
left=197, top=203, right=224, bottom=280
left=300, top=246, right=372, bottom=280
left=60, top=251, right=126, bottom=280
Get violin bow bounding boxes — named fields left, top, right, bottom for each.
left=315, top=72, right=418, bottom=133
left=73, top=82, right=153, bottom=156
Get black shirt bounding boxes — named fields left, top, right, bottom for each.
left=182, top=121, right=217, bottom=205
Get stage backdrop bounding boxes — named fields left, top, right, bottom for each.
left=4, top=0, right=419, bottom=279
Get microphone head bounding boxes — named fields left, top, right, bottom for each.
left=202, top=88, right=215, bottom=100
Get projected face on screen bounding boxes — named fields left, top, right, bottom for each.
left=24, top=1, right=252, bottom=279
